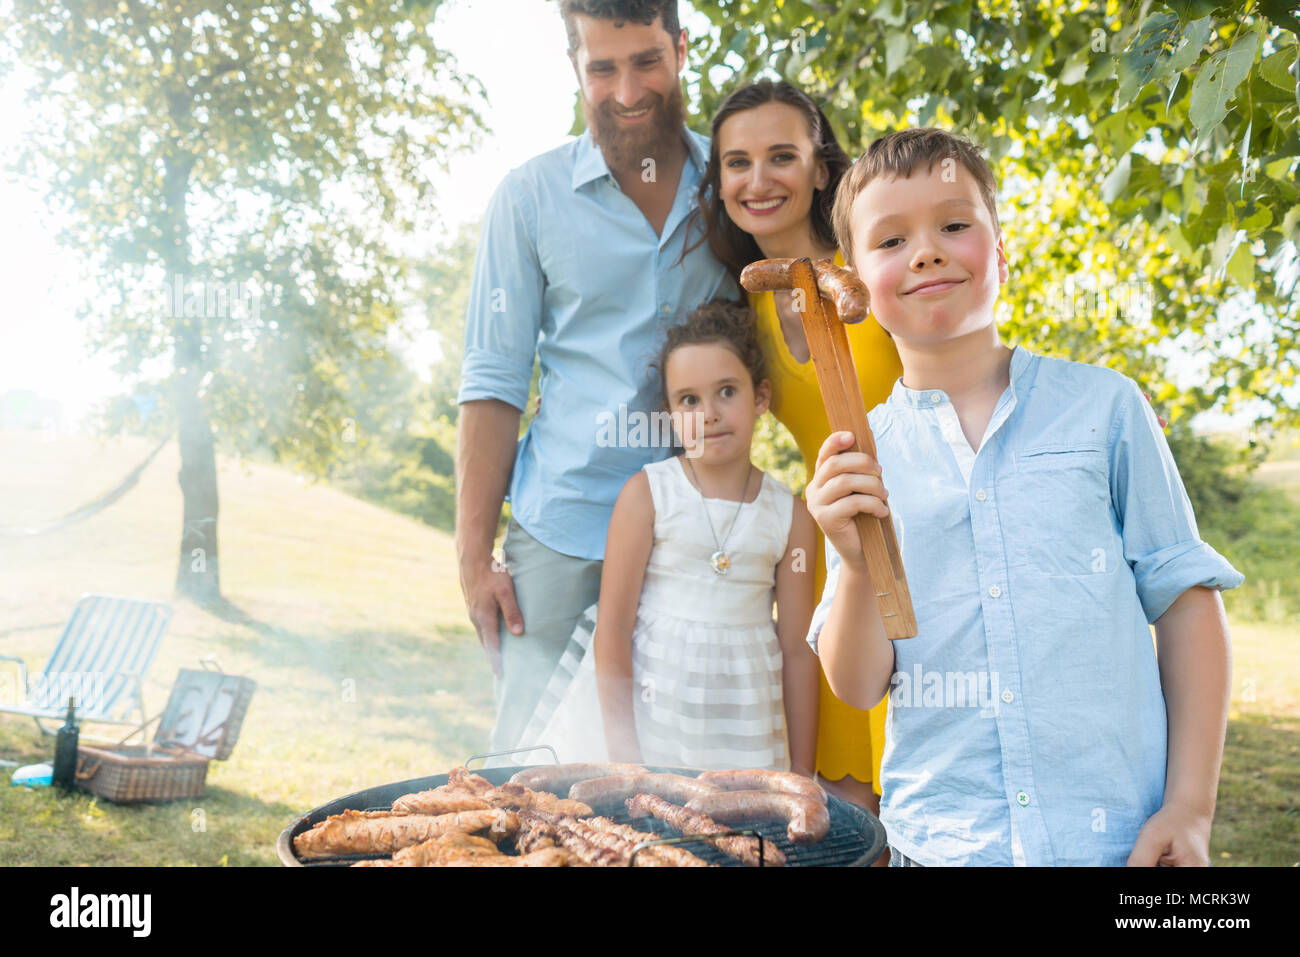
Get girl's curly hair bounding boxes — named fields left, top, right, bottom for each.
left=650, top=300, right=767, bottom=409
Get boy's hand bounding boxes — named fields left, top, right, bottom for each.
left=1126, top=800, right=1212, bottom=866
left=805, top=431, right=890, bottom=566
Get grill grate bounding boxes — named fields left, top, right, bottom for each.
left=279, top=764, right=886, bottom=867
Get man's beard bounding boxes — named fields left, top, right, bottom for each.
left=584, top=83, right=687, bottom=173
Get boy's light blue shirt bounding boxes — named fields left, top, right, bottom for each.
left=457, top=129, right=735, bottom=560
left=807, top=346, right=1244, bottom=866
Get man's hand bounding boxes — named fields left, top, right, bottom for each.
left=805, top=430, right=891, bottom=565
left=1126, top=800, right=1213, bottom=866
left=459, top=553, right=524, bottom=680
left=456, top=399, right=524, bottom=678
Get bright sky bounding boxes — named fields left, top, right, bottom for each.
left=0, top=0, right=688, bottom=428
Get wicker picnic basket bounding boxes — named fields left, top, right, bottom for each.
left=74, top=665, right=254, bottom=804
left=75, top=745, right=211, bottom=803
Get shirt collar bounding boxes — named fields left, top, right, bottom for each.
left=889, top=344, right=1036, bottom=409
left=571, top=127, right=707, bottom=191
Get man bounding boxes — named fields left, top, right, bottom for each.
left=456, top=0, right=733, bottom=754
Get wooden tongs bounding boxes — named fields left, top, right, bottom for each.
left=740, top=257, right=917, bottom=639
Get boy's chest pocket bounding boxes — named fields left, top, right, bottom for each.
left=1001, top=446, right=1121, bottom=577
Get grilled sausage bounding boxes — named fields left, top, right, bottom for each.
left=626, top=793, right=786, bottom=867
left=738, top=257, right=871, bottom=324
left=695, top=769, right=827, bottom=804
left=569, top=773, right=722, bottom=809
left=685, top=790, right=830, bottom=845
left=508, top=762, right=646, bottom=796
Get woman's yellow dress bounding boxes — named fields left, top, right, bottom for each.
left=750, top=250, right=902, bottom=795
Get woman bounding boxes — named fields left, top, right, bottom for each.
left=691, top=80, right=903, bottom=825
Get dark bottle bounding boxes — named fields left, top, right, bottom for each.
left=52, top=697, right=79, bottom=790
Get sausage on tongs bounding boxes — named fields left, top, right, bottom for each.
left=739, top=257, right=871, bottom=324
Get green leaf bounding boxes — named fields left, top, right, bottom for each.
left=1102, top=152, right=1132, bottom=204
left=1189, top=31, right=1260, bottom=135
left=1165, top=0, right=1223, bottom=24
left=1260, top=45, right=1299, bottom=92
left=1238, top=117, right=1252, bottom=196
left=1209, top=223, right=1238, bottom=273
left=871, top=0, right=909, bottom=28
left=885, top=30, right=911, bottom=78
left=1225, top=241, right=1254, bottom=287
left=1117, top=11, right=1181, bottom=105
left=1059, top=48, right=1089, bottom=86
left=1167, top=16, right=1214, bottom=74
left=1281, top=204, right=1300, bottom=240
left=1241, top=204, right=1272, bottom=231
left=1265, top=155, right=1298, bottom=179
left=1258, top=0, right=1300, bottom=35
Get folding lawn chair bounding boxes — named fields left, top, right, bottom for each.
left=0, top=594, right=172, bottom=743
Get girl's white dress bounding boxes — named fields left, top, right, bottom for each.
left=519, top=455, right=795, bottom=770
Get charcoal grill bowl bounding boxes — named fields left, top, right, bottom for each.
left=279, top=764, right=886, bottom=867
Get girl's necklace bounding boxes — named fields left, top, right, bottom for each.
left=685, top=457, right=755, bottom=576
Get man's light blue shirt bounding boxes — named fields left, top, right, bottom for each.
left=807, top=347, right=1244, bottom=866
left=457, top=129, right=734, bottom=560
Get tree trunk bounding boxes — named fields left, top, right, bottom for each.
left=164, top=147, right=221, bottom=604
left=174, top=368, right=220, bottom=603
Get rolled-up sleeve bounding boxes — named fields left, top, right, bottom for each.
left=457, top=173, right=545, bottom=411
left=805, top=540, right=843, bottom=655
left=1109, top=380, right=1244, bottom=623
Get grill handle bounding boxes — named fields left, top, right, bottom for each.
left=464, top=744, right=559, bottom=770
left=629, top=829, right=768, bottom=868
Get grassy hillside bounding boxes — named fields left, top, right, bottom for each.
left=0, top=430, right=493, bottom=865
left=0, top=429, right=1294, bottom=865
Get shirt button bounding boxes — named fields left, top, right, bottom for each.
left=661, top=305, right=671, bottom=315
left=988, top=585, right=1002, bottom=598
left=1016, top=790, right=1030, bottom=807
left=930, top=392, right=942, bottom=403
left=1001, top=689, right=1014, bottom=703
left=975, top=489, right=987, bottom=502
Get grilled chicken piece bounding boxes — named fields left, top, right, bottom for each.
left=627, top=793, right=785, bottom=867
left=294, top=808, right=518, bottom=860
left=483, top=781, right=592, bottom=816
left=354, top=832, right=502, bottom=867
left=455, top=847, right=581, bottom=867
left=355, top=837, right=580, bottom=868
left=440, top=767, right=593, bottom=816
left=391, top=786, right=492, bottom=815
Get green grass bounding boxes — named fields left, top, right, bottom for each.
left=0, top=430, right=493, bottom=866
left=0, top=429, right=1295, bottom=866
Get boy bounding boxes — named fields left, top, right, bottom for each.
left=806, top=128, right=1243, bottom=866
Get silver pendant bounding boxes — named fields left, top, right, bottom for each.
left=710, top=550, right=731, bottom=575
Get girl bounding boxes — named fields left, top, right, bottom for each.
left=690, top=79, right=904, bottom=813
left=519, top=300, right=819, bottom=773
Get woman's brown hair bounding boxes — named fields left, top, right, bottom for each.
left=684, top=80, right=851, bottom=284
